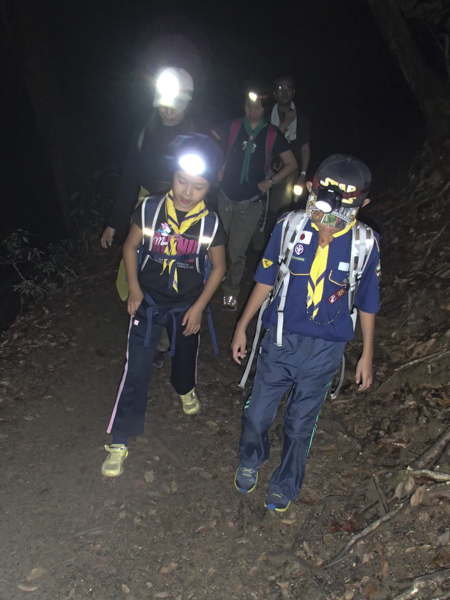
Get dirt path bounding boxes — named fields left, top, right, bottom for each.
left=1, top=222, right=450, bottom=600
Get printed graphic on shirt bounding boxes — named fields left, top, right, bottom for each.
left=328, top=288, right=346, bottom=304
left=294, top=243, right=304, bottom=256
left=338, top=261, right=350, bottom=271
left=262, top=258, right=273, bottom=268
left=152, top=229, right=200, bottom=266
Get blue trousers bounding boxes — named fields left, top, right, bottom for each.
left=239, top=328, right=346, bottom=501
left=107, top=297, right=199, bottom=438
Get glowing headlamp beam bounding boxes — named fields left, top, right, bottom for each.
left=178, top=154, right=206, bottom=176
left=248, top=92, right=258, bottom=102
left=156, top=71, right=180, bottom=102
left=293, top=185, right=303, bottom=196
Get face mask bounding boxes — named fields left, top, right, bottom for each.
left=306, top=192, right=358, bottom=231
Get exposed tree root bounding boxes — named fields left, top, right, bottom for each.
left=389, top=569, right=450, bottom=600
left=324, top=502, right=405, bottom=569
left=409, top=425, right=450, bottom=469
left=394, top=350, right=450, bottom=373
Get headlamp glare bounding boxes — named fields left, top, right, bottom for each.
left=178, top=154, right=206, bottom=177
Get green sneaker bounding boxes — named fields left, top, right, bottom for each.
left=180, top=388, right=201, bottom=415
left=264, top=491, right=291, bottom=512
left=102, top=444, right=128, bottom=477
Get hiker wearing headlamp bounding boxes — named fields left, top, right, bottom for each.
left=231, top=154, right=381, bottom=513
left=102, top=134, right=226, bottom=478
left=212, top=86, right=297, bottom=312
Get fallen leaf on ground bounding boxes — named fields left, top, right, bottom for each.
left=410, top=485, right=427, bottom=507
left=121, top=583, right=130, bottom=594
left=144, top=471, right=154, bottom=483
left=437, top=530, right=450, bottom=547
left=26, top=568, right=46, bottom=581
left=17, top=583, right=39, bottom=592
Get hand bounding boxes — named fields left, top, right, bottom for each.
left=258, top=179, right=272, bottom=194
left=127, top=288, right=143, bottom=317
left=355, top=354, right=373, bottom=391
left=231, top=328, right=247, bottom=364
left=101, top=226, right=115, bottom=248
left=282, top=109, right=296, bottom=126
left=182, top=304, right=203, bottom=336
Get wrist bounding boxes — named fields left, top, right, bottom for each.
left=268, top=177, right=275, bottom=186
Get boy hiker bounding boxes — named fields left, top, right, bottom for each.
left=102, top=133, right=226, bottom=477
left=231, top=154, right=381, bottom=512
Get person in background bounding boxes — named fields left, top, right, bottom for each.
left=101, top=66, right=195, bottom=368
left=102, top=134, right=226, bottom=478
left=212, top=86, right=297, bottom=312
left=270, top=75, right=310, bottom=207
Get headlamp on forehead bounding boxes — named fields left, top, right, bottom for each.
left=156, top=70, right=180, bottom=105
left=315, top=187, right=343, bottom=213
left=178, top=153, right=206, bottom=177
left=248, top=91, right=258, bottom=103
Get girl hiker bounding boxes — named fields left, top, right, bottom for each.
left=102, top=133, right=226, bottom=477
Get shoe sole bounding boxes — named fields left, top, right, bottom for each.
left=264, top=500, right=291, bottom=512
left=102, top=467, right=124, bottom=477
left=234, top=471, right=258, bottom=494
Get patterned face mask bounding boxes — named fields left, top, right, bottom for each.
left=306, top=192, right=358, bottom=231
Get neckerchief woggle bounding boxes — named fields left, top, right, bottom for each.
left=162, top=190, right=209, bottom=291
left=240, top=117, right=266, bottom=184
left=306, top=219, right=355, bottom=319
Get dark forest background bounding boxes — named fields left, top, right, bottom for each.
left=0, top=0, right=449, bottom=328
left=0, top=0, right=433, bottom=240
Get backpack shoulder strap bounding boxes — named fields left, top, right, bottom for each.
left=265, top=124, right=278, bottom=175
left=195, top=211, right=219, bottom=274
left=137, top=126, right=146, bottom=151
left=140, top=196, right=166, bottom=271
left=228, top=118, right=243, bottom=151
left=348, top=221, right=375, bottom=329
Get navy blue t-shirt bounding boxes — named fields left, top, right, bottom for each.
left=215, top=120, right=290, bottom=201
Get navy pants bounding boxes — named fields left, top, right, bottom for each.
left=107, top=298, right=199, bottom=438
left=239, top=328, right=346, bottom=501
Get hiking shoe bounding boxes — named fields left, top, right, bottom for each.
left=180, top=388, right=201, bottom=415
left=223, top=296, right=238, bottom=311
left=234, top=463, right=259, bottom=493
left=264, top=491, right=291, bottom=512
left=102, top=444, right=128, bottom=477
left=153, top=350, right=166, bottom=369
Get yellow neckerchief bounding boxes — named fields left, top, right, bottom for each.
left=162, top=190, right=209, bottom=292
left=306, top=220, right=355, bottom=318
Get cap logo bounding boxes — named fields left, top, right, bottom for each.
left=320, top=177, right=356, bottom=194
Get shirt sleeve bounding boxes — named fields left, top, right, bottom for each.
left=107, top=127, right=142, bottom=232
left=130, top=203, right=145, bottom=231
left=211, top=218, right=226, bottom=247
left=211, top=120, right=232, bottom=153
left=354, top=232, right=381, bottom=314
left=254, top=216, right=285, bottom=286
left=272, top=129, right=291, bottom=156
left=296, top=113, right=310, bottom=146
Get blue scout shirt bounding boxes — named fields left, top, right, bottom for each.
left=255, top=213, right=381, bottom=343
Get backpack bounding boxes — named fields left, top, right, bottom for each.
left=239, top=210, right=375, bottom=393
left=227, top=119, right=278, bottom=176
left=138, top=196, right=219, bottom=284
left=137, top=196, right=221, bottom=356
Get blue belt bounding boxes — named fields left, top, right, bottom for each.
left=142, top=293, right=219, bottom=356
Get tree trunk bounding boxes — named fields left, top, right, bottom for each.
left=0, top=0, right=75, bottom=237
left=366, top=0, right=450, bottom=147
